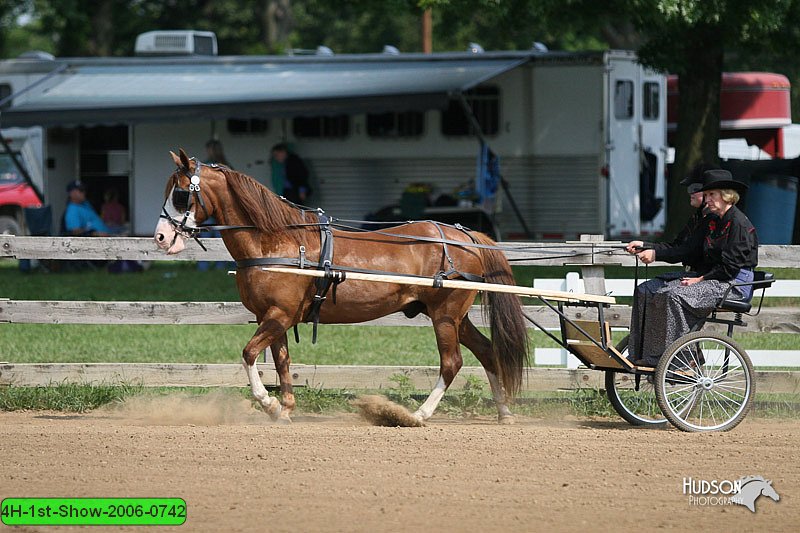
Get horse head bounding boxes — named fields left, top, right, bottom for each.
left=154, top=148, right=219, bottom=254
left=760, top=479, right=780, bottom=502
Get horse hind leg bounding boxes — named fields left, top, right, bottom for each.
left=459, top=318, right=515, bottom=424
left=242, top=319, right=285, bottom=421
left=269, top=332, right=295, bottom=423
left=413, top=315, right=462, bottom=422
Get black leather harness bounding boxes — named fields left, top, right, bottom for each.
left=235, top=206, right=485, bottom=343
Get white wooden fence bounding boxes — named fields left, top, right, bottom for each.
left=1, top=235, right=799, bottom=392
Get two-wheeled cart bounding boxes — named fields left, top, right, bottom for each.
left=265, top=266, right=774, bottom=432
left=545, top=272, right=775, bottom=432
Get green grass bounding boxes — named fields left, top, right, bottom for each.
left=0, top=323, right=575, bottom=365
left=2, top=260, right=240, bottom=301
left=0, top=382, right=144, bottom=412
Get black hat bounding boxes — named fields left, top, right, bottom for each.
left=66, top=180, right=85, bottom=192
left=679, top=162, right=716, bottom=186
left=699, top=169, right=748, bottom=193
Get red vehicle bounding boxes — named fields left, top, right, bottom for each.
left=0, top=151, right=42, bottom=235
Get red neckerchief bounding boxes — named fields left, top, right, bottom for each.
left=706, top=210, right=733, bottom=247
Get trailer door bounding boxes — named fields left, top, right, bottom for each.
left=638, top=71, right=667, bottom=236
left=606, top=56, right=641, bottom=237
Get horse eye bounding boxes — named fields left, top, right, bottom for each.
left=172, top=188, right=190, bottom=211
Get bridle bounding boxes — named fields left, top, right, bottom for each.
left=159, top=157, right=212, bottom=250
left=160, top=157, right=258, bottom=250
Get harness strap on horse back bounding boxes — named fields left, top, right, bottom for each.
left=304, top=211, right=342, bottom=344
left=433, top=222, right=485, bottom=283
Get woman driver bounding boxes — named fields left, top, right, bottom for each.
left=628, top=169, right=758, bottom=367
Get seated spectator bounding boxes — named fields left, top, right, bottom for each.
left=101, top=187, right=128, bottom=234
left=64, top=180, right=111, bottom=236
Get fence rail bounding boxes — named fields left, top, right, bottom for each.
left=2, top=236, right=800, bottom=390
left=3, top=236, right=798, bottom=266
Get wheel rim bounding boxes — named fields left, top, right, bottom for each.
left=606, top=336, right=666, bottom=425
left=660, top=336, right=752, bottom=431
left=609, top=372, right=665, bottom=424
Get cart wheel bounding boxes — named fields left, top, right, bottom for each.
left=605, top=335, right=667, bottom=426
left=655, top=331, right=754, bottom=432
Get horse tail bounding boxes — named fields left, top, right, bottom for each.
left=472, top=232, right=529, bottom=397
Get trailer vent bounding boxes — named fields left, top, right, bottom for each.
left=134, top=31, right=218, bottom=56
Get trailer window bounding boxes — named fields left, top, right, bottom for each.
left=614, top=80, right=634, bottom=120
left=643, top=82, right=660, bottom=120
left=0, top=83, right=11, bottom=109
left=367, top=111, right=424, bottom=138
left=441, top=86, right=499, bottom=136
left=293, top=115, right=350, bottom=138
left=227, top=118, right=269, bottom=134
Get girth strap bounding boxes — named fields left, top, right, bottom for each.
left=305, top=211, right=336, bottom=344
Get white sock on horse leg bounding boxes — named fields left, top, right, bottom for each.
left=243, top=360, right=281, bottom=416
left=414, top=375, right=448, bottom=420
left=486, top=371, right=513, bottom=418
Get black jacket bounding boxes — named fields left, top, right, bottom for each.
left=698, top=205, right=758, bottom=281
left=283, top=153, right=311, bottom=203
left=647, top=207, right=711, bottom=271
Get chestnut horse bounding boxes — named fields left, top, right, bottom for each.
left=154, top=149, right=528, bottom=424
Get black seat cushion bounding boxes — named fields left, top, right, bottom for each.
left=718, top=299, right=752, bottom=313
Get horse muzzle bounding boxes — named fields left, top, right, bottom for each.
left=154, top=219, right=186, bottom=254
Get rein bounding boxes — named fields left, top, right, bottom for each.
left=162, top=163, right=626, bottom=262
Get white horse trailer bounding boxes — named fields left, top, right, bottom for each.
left=0, top=47, right=666, bottom=239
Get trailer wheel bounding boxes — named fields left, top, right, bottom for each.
left=655, top=332, right=754, bottom=432
left=605, top=335, right=667, bottom=426
left=0, top=215, right=21, bottom=236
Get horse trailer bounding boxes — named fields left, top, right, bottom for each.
left=0, top=44, right=667, bottom=239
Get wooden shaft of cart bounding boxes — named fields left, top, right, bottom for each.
left=258, top=266, right=616, bottom=305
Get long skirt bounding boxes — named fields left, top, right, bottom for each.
left=628, top=275, right=730, bottom=366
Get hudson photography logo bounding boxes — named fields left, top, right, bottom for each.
left=683, top=475, right=780, bottom=512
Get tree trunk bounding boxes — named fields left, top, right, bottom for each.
left=666, top=26, right=723, bottom=235
left=264, top=0, right=293, bottom=51
left=89, top=0, right=115, bottom=56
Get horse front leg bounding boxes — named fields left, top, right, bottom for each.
left=269, top=332, right=295, bottom=423
left=243, top=318, right=287, bottom=421
left=413, top=315, right=462, bottom=422
left=459, top=318, right=514, bottom=424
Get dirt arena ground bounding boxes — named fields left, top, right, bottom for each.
left=1, top=393, right=797, bottom=532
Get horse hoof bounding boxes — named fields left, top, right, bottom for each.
left=498, top=415, right=515, bottom=425
left=263, top=399, right=282, bottom=421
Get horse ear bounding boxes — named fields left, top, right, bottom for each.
left=170, top=151, right=181, bottom=167
left=178, top=148, right=191, bottom=169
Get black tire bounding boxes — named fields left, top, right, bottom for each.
left=0, top=215, right=21, bottom=235
left=655, top=331, right=754, bottom=432
left=605, top=335, right=668, bottom=426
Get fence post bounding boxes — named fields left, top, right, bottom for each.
left=579, top=234, right=607, bottom=295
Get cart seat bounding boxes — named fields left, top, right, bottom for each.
left=716, top=271, right=774, bottom=313
left=718, top=298, right=752, bottom=313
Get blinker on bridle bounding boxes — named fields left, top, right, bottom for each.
left=160, top=157, right=210, bottom=251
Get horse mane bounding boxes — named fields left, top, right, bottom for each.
left=739, top=475, right=768, bottom=486
left=219, top=167, right=311, bottom=243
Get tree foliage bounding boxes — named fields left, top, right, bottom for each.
left=625, top=0, right=800, bottom=233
